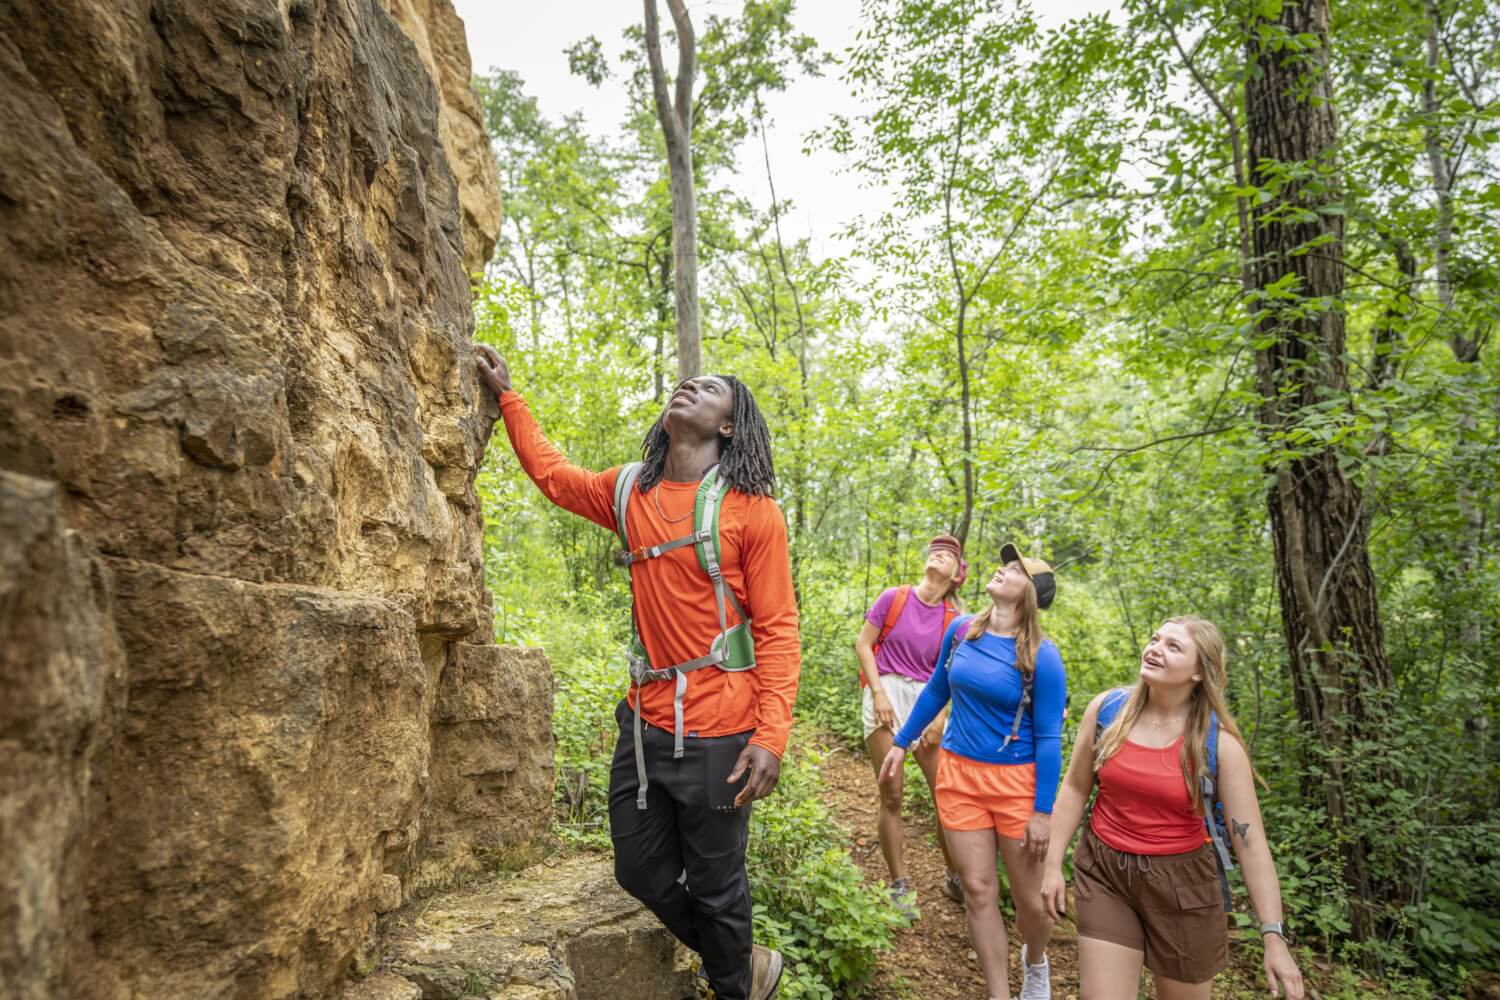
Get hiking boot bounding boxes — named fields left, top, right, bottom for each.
left=942, top=870, right=964, bottom=904
left=1019, top=942, right=1051, bottom=1000
left=890, top=877, right=918, bottom=920
left=750, top=944, right=783, bottom=1000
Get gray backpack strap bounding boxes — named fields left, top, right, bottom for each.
left=619, top=531, right=709, bottom=567
left=613, top=462, right=644, bottom=550
left=1203, top=771, right=1234, bottom=909
left=633, top=692, right=649, bottom=811
left=612, top=462, right=656, bottom=809
left=1000, top=666, right=1034, bottom=751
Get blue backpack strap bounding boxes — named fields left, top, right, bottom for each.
left=1201, top=710, right=1235, bottom=910
left=1206, top=710, right=1220, bottom=776
left=1094, top=687, right=1131, bottom=734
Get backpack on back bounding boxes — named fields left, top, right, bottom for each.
left=612, top=462, right=756, bottom=810
left=859, top=584, right=958, bottom=688
left=1093, top=687, right=1236, bottom=910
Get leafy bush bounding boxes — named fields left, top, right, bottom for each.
left=749, top=740, right=904, bottom=998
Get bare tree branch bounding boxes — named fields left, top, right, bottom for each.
left=665, top=0, right=696, bottom=136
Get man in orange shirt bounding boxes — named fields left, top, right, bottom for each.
left=477, top=346, right=800, bottom=1000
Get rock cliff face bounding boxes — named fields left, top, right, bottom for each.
left=0, top=1, right=551, bottom=997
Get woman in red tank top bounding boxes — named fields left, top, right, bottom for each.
left=1038, top=617, right=1305, bottom=1000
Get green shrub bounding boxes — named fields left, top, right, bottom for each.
left=749, top=740, right=904, bottom=998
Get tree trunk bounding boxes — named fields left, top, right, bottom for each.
left=643, top=0, right=702, bottom=380
left=955, top=303, right=975, bottom=546
left=759, top=109, right=810, bottom=590
left=650, top=246, right=670, bottom=403
left=1243, top=0, right=1391, bottom=944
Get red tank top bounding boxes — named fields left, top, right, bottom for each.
left=1090, top=736, right=1208, bottom=855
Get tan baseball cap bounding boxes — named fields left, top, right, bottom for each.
left=1000, top=541, right=1056, bottom=610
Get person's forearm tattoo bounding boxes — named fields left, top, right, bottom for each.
left=1231, top=818, right=1250, bottom=844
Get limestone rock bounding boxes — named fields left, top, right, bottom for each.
left=381, top=0, right=503, bottom=276
left=0, top=0, right=497, bottom=626
left=0, top=472, right=124, bottom=1000
left=86, top=562, right=429, bottom=997
left=381, top=855, right=699, bottom=1000
left=0, top=0, right=541, bottom=997
left=415, top=644, right=557, bottom=891
left=377, top=874, right=407, bottom=915
left=345, top=971, right=424, bottom=1000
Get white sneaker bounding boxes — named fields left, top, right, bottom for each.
left=1019, top=943, right=1051, bottom=1000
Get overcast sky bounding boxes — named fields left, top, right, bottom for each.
left=453, top=1, right=1119, bottom=260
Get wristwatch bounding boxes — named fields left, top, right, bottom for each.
left=1259, top=921, right=1288, bottom=940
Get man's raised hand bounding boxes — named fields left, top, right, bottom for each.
left=475, top=344, right=511, bottom=398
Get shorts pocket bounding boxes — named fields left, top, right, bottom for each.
left=1174, top=880, right=1224, bottom=911
left=1072, top=828, right=1103, bottom=876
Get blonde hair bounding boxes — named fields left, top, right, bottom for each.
left=1093, top=615, right=1261, bottom=814
left=964, top=569, right=1042, bottom=675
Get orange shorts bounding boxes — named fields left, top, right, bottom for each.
left=934, top=750, right=1037, bottom=839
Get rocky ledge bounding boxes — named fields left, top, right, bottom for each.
left=349, top=854, right=700, bottom=1000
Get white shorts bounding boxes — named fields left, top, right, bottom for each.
left=861, top=672, right=931, bottom=740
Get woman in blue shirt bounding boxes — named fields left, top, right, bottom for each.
left=880, top=543, right=1066, bottom=1000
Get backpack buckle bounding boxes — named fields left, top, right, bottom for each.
left=617, top=543, right=663, bottom=567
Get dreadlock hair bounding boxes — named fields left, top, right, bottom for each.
left=636, top=374, right=777, bottom=497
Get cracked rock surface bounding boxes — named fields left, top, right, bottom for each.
left=370, top=854, right=699, bottom=1000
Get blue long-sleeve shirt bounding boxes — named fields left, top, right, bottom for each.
left=894, top=616, right=1067, bottom=814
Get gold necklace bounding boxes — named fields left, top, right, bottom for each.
left=652, top=483, right=693, bottom=524
left=1148, top=712, right=1186, bottom=729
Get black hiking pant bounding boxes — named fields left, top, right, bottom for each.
left=608, top=698, right=754, bottom=1000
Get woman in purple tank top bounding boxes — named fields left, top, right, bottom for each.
left=854, top=534, right=967, bottom=914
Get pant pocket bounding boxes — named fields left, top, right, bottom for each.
left=705, top=733, right=752, bottom=814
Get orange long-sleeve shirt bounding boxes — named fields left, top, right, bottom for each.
left=499, top=391, right=801, bottom=758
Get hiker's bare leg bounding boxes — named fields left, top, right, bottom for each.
left=947, top=827, right=1011, bottom=999
left=997, top=832, right=1053, bottom=963
left=911, top=739, right=958, bottom=874
left=1154, top=974, right=1214, bottom=1000
left=1078, top=936, right=1143, bottom=1000
left=866, top=726, right=905, bottom=881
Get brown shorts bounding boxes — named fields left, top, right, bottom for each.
left=1073, top=825, right=1228, bottom=984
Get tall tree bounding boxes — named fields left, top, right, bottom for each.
left=1243, top=0, right=1391, bottom=941
left=830, top=0, right=1122, bottom=547
left=643, top=0, right=703, bottom=379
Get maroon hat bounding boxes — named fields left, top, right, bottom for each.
left=929, top=534, right=968, bottom=594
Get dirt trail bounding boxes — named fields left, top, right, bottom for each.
left=817, top=739, right=1084, bottom=1000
